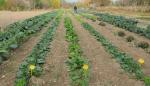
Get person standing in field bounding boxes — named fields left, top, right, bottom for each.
left=74, top=5, right=77, bottom=13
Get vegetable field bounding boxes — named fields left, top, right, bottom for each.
left=0, top=8, right=150, bottom=86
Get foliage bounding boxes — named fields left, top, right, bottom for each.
left=15, top=10, right=63, bottom=86
left=64, top=17, right=89, bottom=86
left=0, top=11, right=57, bottom=64
left=0, top=0, right=5, bottom=9
left=80, top=13, right=97, bottom=22
left=51, top=0, right=61, bottom=8
left=145, top=25, right=150, bottom=39
left=75, top=14, right=144, bottom=80
left=94, top=12, right=150, bottom=39
left=34, top=0, right=44, bottom=9
left=144, top=76, right=150, bottom=86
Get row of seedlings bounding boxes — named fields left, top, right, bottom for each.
left=80, top=13, right=150, bottom=54
left=64, top=17, right=89, bottom=86
left=75, top=14, right=150, bottom=86
left=93, top=12, right=150, bottom=39
left=0, top=11, right=58, bottom=64
left=15, top=10, right=63, bottom=86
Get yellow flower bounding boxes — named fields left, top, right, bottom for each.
left=83, top=64, right=89, bottom=70
left=29, top=64, right=36, bottom=70
left=138, top=58, right=145, bottom=65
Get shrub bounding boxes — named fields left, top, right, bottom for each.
left=118, top=31, right=126, bottom=37
left=138, top=41, right=149, bottom=49
left=126, top=36, right=135, bottom=42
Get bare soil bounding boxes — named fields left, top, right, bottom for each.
left=83, top=18, right=150, bottom=76
left=29, top=16, right=70, bottom=86
left=0, top=22, right=50, bottom=86
left=0, top=10, right=49, bottom=31
left=70, top=14, right=144, bottom=86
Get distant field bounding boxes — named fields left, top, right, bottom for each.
left=95, top=6, right=150, bottom=28
left=0, top=10, right=50, bottom=31
left=96, top=6, right=150, bottom=19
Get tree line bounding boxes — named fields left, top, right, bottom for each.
left=0, top=0, right=61, bottom=10
left=116, top=0, right=150, bottom=6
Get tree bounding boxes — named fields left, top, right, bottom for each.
left=51, top=0, right=61, bottom=8
left=0, top=0, right=5, bottom=9
left=91, top=0, right=111, bottom=6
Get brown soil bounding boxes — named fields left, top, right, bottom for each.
left=29, top=16, right=69, bottom=86
left=0, top=22, right=50, bottom=86
left=0, top=10, right=49, bottom=31
left=83, top=17, right=150, bottom=76
left=70, top=14, right=144, bottom=86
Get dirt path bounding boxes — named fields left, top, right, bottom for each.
left=0, top=10, right=49, bottom=30
left=30, top=16, right=69, bottom=86
left=70, top=14, right=144, bottom=86
left=84, top=18, right=150, bottom=76
left=0, top=22, right=51, bottom=86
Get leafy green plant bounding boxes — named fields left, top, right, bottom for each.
left=0, top=11, right=58, bottom=64
left=126, top=36, right=135, bottom=42
left=64, top=17, right=89, bottom=86
left=138, top=41, right=149, bottom=49
left=15, top=10, right=63, bottom=86
left=93, top=12, right=150, bottom=39
left=75, top=14, right=144, bottom=80
left=80, top=13, right=97, bottom=22
left=145, top=25, right=150, bottom=39
left=0, top=50, right=9, bottom=61
left=144, top=77, right=150, bottom=86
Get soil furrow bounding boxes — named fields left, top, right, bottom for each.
left=0, top=22, right=51, bottom=86
left=84, top=18, right=150, bottom=76
left=70, top=14, right=143, bottom=86
left=30, top=16, right=69, bottom=86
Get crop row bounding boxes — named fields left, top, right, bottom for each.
left=80, top=13, right=97, bottom=22
left=64, top=17, right=89, bottom=86
left=0, top=11, right=58, bottom=64
left=15, top=10, right=63, bottom=86
left=93, top=12, right=150, bottom=39
left=75, top=14, right=150, bottom=86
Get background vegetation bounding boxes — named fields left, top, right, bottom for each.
left=0, top=0, right=150, bottom=12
